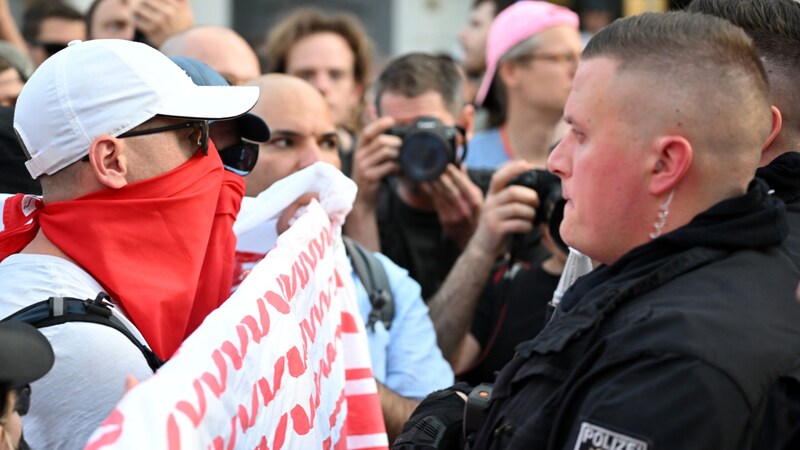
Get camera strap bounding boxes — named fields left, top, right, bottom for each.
left=455, top=261, right=519, bottom=377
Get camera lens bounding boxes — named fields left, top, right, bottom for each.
left=399, top=131, right=451, bottom=182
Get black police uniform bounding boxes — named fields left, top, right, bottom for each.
left=757, top=151, right=800, bottom=269
left=471, top=180, right=800, bottom=449
left=753, top=151, right=800, bottom=450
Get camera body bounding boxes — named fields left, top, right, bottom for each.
left=508, top=169, right=568, bottom=253
left=508, top=169, right=561, bottom=225
left=386, top=116, right=459, bottom=182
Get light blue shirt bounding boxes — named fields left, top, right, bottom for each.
left=464, top=127, right=509, bottom=170
left=351, top=252, right=454, bottom=399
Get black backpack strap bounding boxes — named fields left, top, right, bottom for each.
left=2, top=292, right=163, bottom=371
left=343, top=236, right=395, bottom=331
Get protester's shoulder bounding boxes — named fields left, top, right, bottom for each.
left=0, top=254, right=102, bottom=315
left=0, top=253, right=96, bottom=278
left=0, top=253, right=152, bottom=366
left=39, top=320, right=153, bottom=372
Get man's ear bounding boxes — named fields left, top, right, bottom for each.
left=649, top=135, right=692, bottom=195
left=763, top=105, right=782, bottom=154
left=458, top=103, right=475, bottom=141
left=88, top=136, right=129, bottom=189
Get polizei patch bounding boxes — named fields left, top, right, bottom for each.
left=574, top=422, right=649, bottom=450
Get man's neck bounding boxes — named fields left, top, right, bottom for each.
left=21, top=229, right=76, bottom=263
left=505, top=102, right=564, bottom=168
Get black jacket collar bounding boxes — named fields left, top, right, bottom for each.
left=560, top=179, right=787, bottom=312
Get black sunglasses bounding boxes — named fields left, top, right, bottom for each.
left=14, top=384, right=31, bottom=416
left=119, top=120, right=209, bottom=154
left=219, top=141, right=259, bottom=175
left=81, top=120, right=209, bottom=162
left=29, top=40, right=68, bottom=57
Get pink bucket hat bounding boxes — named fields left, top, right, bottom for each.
left=475, top=1, right=579, bottom=106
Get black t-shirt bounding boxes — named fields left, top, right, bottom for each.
left=376, top=181, right=462, bottom=300
left=462, top=259, right=560, bottom=385
left=375, top=171, right=493, bottom=301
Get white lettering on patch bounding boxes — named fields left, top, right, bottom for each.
left=574, top=422, right=649, bottom=450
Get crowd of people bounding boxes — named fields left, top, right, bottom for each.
left=0, top=0, right=799, bottom=449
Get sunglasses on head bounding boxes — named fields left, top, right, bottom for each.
left=219, top=141, right=259, bottom=176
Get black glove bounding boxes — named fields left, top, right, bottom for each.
left=392, top=382, right=473, bottom=450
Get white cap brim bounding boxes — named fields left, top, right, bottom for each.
left=158, top=85, right=260, bottom=121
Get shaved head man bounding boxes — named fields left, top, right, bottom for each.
left=243, top=75, right=340, bottom=195
left=161, top=25, right=261, bottom=85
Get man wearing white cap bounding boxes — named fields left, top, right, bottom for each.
left=0, top=39, right=259, bottom=449
left=466, top=1, right=582, bottom=170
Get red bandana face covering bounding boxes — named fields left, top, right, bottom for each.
left=0, top=142, right=243, bottom=359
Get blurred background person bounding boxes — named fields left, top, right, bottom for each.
left=0, top=41, right=31, bottom=107
left=0, top=105, right=40, bottom=195
left=262, top=8, right=374, bottom=175
left=457, top=0, right=514, bottom=107
left=575, top=0, right=620, bottom=44
left=86, top=0, right=193, bottom=48
left=161, top=25, right=261, bottom=86
left=21, top=0, right=84, bottom=67
left=467, top=1, right=581, bottom=170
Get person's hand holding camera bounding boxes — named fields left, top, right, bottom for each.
left=422, top=164, right=483, bottom=249
left=352, top=116, right=402, bottom=211
left=345, top=117, right=402, bottom=251
left=469, top=160, right=539, bottom=258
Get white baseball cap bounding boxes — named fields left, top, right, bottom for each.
left=15, top=39, right=261, bottom=179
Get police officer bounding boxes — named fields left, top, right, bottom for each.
left=396, top=11, right=800, bottom=449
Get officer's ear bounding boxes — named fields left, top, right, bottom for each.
left=761, top=105, right=782, bottom=163
left=648, top=135, right=692, bottom=196
left=87, top=136, right=130, bottom=189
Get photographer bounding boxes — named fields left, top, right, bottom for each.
left=427, top=161, right=562, bottom=377
left=346, top=53, right=486, bottom=300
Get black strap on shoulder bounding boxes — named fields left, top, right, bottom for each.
left=343, top=236, right=395, bottom=331
left=2, top=292, right=163, bottom=372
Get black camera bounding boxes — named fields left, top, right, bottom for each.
left=386, top=116, right=461, bottom=182
left=508, top=169, right=568, bottom=254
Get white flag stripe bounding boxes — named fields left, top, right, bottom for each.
left=347, top=433, right=390, bottom=449
left=342, top=332, right=373, bottom=368
left=346, top=378, right=379, bottom=396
